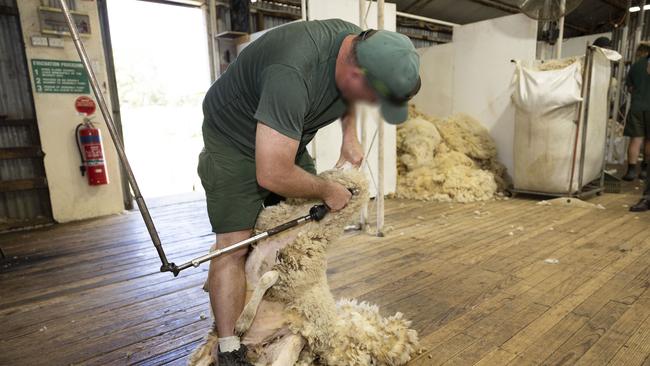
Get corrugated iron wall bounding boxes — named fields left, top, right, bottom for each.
left=0, top=0, right=53, bottom=231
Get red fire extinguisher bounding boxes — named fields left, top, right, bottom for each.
left=76, top=119, right=109, bottom=186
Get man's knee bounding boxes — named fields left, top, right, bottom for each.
left=213, top=229, right=253, bottom=262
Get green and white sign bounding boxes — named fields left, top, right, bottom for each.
left=31, top=59, right=90, bottom=94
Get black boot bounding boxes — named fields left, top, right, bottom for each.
left=640, top=163, right=648, bottom=180
left=218, top=344, right=253, bottom=366
left=623, top=164, right=637, bottom=181
left=630, top=198, right=650, bottom=212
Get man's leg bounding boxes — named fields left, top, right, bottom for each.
left=624, top=137, right=643, bottom=180
left=630, top=123, right=650, bottom=212
left=645, top=160, right=650, bottom=197
left=641, top=139, right=650, bottom=179
left=209, top=229, right=252, bottom=355
left=624, top=111, right=645, bottom=181
left=630, top=161, right=650, bottom=211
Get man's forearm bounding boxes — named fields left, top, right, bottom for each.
left=258, top=165, right=329, bottom=199
left=341, top=108, right=358, bottom=144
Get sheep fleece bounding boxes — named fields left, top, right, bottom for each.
left=397, top=107, right=507, bottom=202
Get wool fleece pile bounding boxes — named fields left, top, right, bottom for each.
left=189, top=169, right=419, bottom=366
left=396, top=106, right=508, bottom=202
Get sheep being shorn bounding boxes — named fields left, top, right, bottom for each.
left=189, top=169, right=419, bottom=366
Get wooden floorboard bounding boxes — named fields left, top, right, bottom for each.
left=1, top=181, right=650, bottom=365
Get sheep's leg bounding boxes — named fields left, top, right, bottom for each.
left=235, top=270, right=279, bottom=336
left=255, top=334, right=305, bottom=366
left=269, top=334, right=305, bottom=366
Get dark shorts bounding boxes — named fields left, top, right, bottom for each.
left=197, top=133, right=315, bottom=234
left=624, top=110, right=650, bottom=138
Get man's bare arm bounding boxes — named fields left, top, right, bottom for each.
left=255, top=122, right=351, bottom=210
left=337, top=107, right=364, bottom=168
left=341, top=106, right=358, bottom=142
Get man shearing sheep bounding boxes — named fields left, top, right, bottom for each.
left=197, top=19, right=421, bottom=365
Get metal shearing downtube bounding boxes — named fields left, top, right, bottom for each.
left=172, top=204, right=333, bottom=275
left=58, top=0, right=176, bottom=274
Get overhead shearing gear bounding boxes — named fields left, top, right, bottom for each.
left=57, top=0, right=357, bottom=277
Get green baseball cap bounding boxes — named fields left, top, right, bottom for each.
left=355, top=29, right=421, bottom=124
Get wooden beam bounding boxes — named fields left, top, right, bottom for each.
left=0, top=178, right=48, bottom=193
left=0, top=147, right=44, bottom=160
left=253, top=8, right=300, bottom=20
left=396, top=18, right=454, bottom=34
left=0, top=119, right=36, bottom=127
left=565, top=22, right=589, bottom=34
left=400, top=31, right=451, bottom=43
left=467, top=0, right=588, bottom=34
left=466, top=0, right=519, bottom=14
left=597, top=0, right=628, bottom=11
left=403, top=0, right=431, bottom=13
left=0, top=216, right=52, bottom=232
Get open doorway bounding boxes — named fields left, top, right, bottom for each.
left=106, top=0, right=210, bottom=199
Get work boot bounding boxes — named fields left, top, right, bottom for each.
left=622, top=164, right=637, bottom=181
left=640, top=163, right=648, bottom=180
left=217, top=344, right=253, bottom=366
left=630, top=198, right=650, bottom=212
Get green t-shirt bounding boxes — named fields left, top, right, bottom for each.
left=626, top=57, right=650, bottom=112
left=202, top=19, right=362, bottom=156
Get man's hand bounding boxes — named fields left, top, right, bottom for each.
left=323, top=181, right=352, bottom=211
left=336, top=137, right=364, bottom=168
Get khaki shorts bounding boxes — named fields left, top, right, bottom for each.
left=197, top=133, right=315, bottom=234
left=624, top=110, right=650, bottom=137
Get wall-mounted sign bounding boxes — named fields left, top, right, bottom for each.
left=74, top=96, right=96, bottom=116
left=31, top=59, right=90, bottom=94
left=38, top=6, right=91, bottom=37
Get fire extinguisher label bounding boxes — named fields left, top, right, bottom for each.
left=84, top=145, right=103, bottom=161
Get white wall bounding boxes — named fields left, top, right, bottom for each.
left=17, top=0, right=125, bottom=223
left=411, top=43, right=454, bottom=118
left=452, top=13, right=538, bottom=175
left=537, top=32, right=612, bottom=59
left=411, top=14, right=538, bottom=174
left=308, top=0, right=398, bottom=196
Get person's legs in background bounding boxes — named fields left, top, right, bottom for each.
left=641, top=138, right=650, bottom=180
left=641, top=112, right=650, bottom=180
left=645, top=159, right=650, bottom=197
left=629, top=112, right=650, bottom=212
left=624, top=137, right=643, bottom=180
left=630, top=161, right=650, bottom=211
left=623, top=111, right=647, bottom=181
